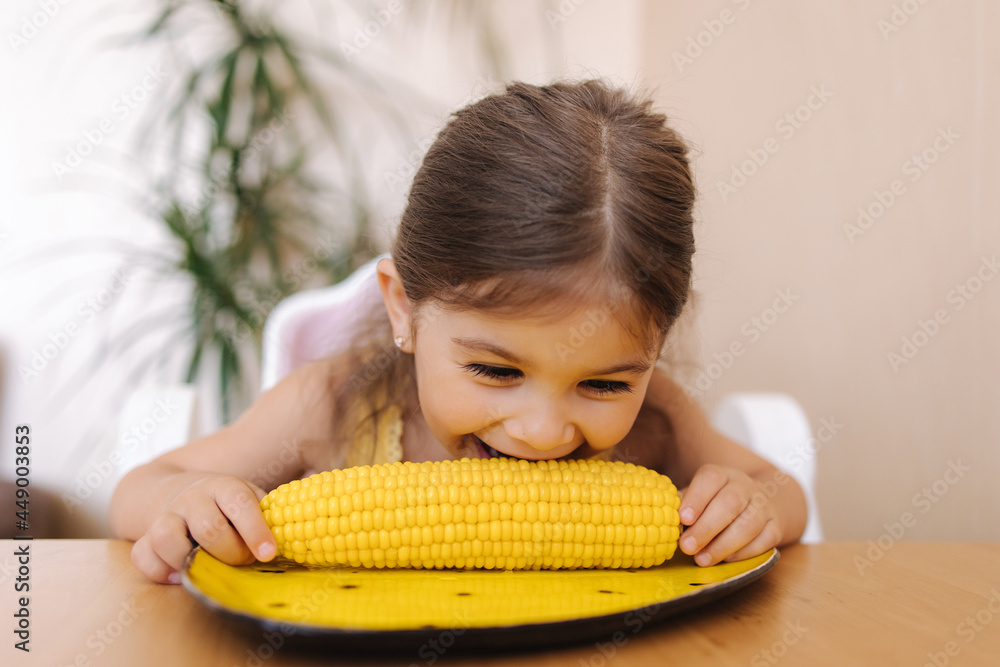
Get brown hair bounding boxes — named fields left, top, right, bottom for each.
left=327, top=79, right=697, bottom=468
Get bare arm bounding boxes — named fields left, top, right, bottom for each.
left=109, top=359, right=341, bottom=581
left=638, top=365, right=808, bottom=565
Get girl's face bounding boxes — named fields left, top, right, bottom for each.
left=411, top=303, right=658, bottom=461
left=378, top=259, right=658, bottom=461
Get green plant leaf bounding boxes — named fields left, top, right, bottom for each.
left=209, top=49, right=240, bottom=147
left=73, top=0, right=527, bottom=428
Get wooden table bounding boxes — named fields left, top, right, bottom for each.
left=5, top=540, right=1000, bottom=666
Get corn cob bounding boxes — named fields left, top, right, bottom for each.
left=260, top=457, right=681, bottom=570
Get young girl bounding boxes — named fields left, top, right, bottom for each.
left=109, top=79, right=807, bottom=584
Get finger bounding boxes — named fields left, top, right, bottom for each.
left=186, top=504, right=255, bottom=566
left=215, top=480, right=277, bottom=562
left=134, top=512, right=196, bottom=583
left=679, top=483, right=751, bottom=558
left=722, top=519, right=782, bottom=563
left=245, top=480, right=268, bottom=501
left=694, top=508, right=772, bottom=566
left=146, top=511, right=198, bottom=572
left=677, top=465, right=729, bottom=528
left=131, top=536, right=179, bottom=584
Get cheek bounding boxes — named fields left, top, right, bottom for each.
left=584, top=398, right=647, bottom=448
left=414, top=358, right=480, bottom=434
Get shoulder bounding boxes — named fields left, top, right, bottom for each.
left=643, top=363, right=710, bottom=434
left=638, top=363, right=779, bottom=486
left=615, top=363, right=710, bottom=476
left=257, top=352, right=367, bottom=477
left=152, top=353, right=356, bottom=490
left=251, top=353, right=353, bottom=436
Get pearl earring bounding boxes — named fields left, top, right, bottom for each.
left=394, top=336, right=406, bottom=349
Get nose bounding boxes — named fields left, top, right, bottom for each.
left=503, top=401, right=576, bottom=452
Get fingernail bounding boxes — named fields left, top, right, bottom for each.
left=167, top=572, right=181, bottom=585
left=680, top=507, right=694, bottom=524
left=258, top=542, right=276, bottom=560
left=695, top=552, right=712, bottom=567
left=681, top=536, right=697, bottom=553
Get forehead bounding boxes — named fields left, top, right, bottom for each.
left=420, top=269, right=663, bottom=355
left=417, top=298, right=658, bottom=365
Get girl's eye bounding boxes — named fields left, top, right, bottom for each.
left=463, top=364, right=521, bottom=381
left=583, top=380, right=634, bottom=396
left=463, top=365, right=633, bottom=396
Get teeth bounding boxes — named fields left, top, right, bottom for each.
left=486, top=444, right=512, bottom=459
left=474, top=436, right=510, bottom=459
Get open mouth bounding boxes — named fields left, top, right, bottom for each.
left=470, top=434, right=516, bottom=460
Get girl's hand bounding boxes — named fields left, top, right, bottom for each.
left=129, top=474, right=277, bottom=584
left=677, top=464, right=784, bottom=567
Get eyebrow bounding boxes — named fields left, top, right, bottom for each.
left=451, top=336, right=654, bottom=377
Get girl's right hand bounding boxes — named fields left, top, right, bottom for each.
left=129, top=474, right=277, bottom=584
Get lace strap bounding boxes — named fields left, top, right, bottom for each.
left=376, top=403, right=404, bottom=464
left=345, top=389, right=405, bottom=467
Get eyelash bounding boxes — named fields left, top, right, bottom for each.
left=462, top=364, right=634, bottom=396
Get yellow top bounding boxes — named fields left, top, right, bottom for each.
left=342, top=389, right=404, bottom=468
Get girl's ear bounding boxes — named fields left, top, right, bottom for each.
left=376, top=258, right=414, bottom=343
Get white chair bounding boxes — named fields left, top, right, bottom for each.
left=259, top=253, right=389, bottom=391
left=114, top=384, right=199, bottom=484
left=711, top=393, right=824, bottom=543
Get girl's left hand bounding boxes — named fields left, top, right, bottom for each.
left=676, top=464, right=784, bottom=566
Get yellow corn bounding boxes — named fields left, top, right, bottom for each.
left=260, top=457, right=681, bottom=570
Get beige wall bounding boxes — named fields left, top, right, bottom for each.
left=641, top=1, right=999, bottom=540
